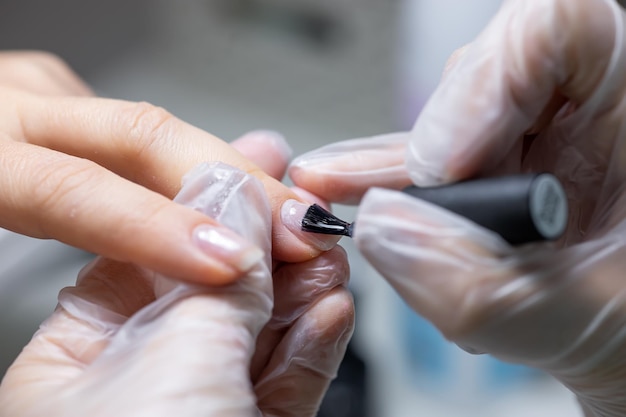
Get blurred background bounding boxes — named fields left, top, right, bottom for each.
left=0, top=1, right=582, bottom=416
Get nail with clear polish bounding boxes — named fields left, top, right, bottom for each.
left=193, top=224, right=265, bottom=272
left=252, top=130, right=293, bottom=161
left=281, top=199, right=341, bottom=252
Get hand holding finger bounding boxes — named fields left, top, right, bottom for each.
left=0, top=163, right=274, bottom=416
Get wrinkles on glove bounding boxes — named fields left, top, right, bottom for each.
left=0, top=161, right=354, bottom=417
left=61, top=162, right=274, bottom=336
left=355, top=186, right=626, bottom=417
left=255, top=287, right=354, bottom=417
left=251, top=247, right=354, bottom=396
left=407, top=0, right=621, bottom=186
left=288, top=1, right=626, bottom=416
left=0, top=162, right=274, bottom=417
left=354, top=188, right=513, bottom=336
left=269, top=247, right=350, bottom=329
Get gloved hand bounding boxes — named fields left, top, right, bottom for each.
left=289, top=0, right=626, bottom=415
left=0, top=162, right=354, bottom=417
left=0, top=51, right=339, bottom=288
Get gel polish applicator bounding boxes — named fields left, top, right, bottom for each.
left=301, top=173, right=568, bottom=245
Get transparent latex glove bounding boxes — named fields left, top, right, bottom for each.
left=289, top=1, right=626, bottom=415
left=0, top=162, right=354, bottom=417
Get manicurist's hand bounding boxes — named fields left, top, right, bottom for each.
left=289, top=1, right=626, bottom=415
left=0, top=51, right=338, bottom=286
left=0, top=162, right=354, bottom=417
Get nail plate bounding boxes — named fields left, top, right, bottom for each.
left=193, top=224, right=264, bottom=272
left=281, top=199, right=341, bottom=251
left=252, top=130, right=293, bottom=161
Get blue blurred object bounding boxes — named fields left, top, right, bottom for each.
left=398, top=295, right=539, bottom=405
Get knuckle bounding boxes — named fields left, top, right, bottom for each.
left=121, top=101, right=177, bottom=160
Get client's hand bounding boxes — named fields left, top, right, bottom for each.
left=0, top=51, right=338, bottom=288
left=0, top=162, right=353, bottom=417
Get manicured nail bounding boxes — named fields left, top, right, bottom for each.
left=290, top=152, right=351, bottom=175
left=281, top=199, right=341, bottom=251
left=193, top=224, right=264, bottom=272
left=251, top=130, right=293, bottom=161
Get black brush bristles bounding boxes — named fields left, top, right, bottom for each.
left=301, top=204, right=354, bottom=237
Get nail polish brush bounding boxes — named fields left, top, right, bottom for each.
left=301, top=173, right=568, bottom=245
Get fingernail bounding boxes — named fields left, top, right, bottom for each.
left=290, top=152, right=341, bottom=172
left=281, top=199, right=341, bottom=251
left=290, top=132, right=408, bottom=175
left=251, top=130, right=293, bottom=161
left=193, top=224, right=264, bottom=272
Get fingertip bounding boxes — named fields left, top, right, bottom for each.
left=191, top=223, right=265, bottom=273
left=230, top=130, right=292, bottom=180
left=121, top=211, right=263, bottom=287
left=240, top=170, right=339, bottom=263
left=289, top=132, right=412, bottom=203
left=279, top=199, right=342, bottom=254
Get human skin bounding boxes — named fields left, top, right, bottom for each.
left=0, top=51, right=340, bottom=286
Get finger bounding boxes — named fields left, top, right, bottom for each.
left=66, top=162, right=274, bottom=416
left=13, top=94, right=339, bottom=261
left=0, top=258, right=152, bottom=414
left=354, top=187, right=626, bottom=372
left=230, top=130, right=292, bottom=180
left=0, top=140, right=263, bottom=285
left=255, top=286, right=354, bottom=417
left=250, top=246, right=350, bottom=381
left=354, top=187, right=514, bottom=338
left=1, top=163, right=275, bottom=416
left=288, top=131, right=413, bottom=204
left=0, top=51, right=93, bottom=96
left=290, top=186, right=331, bottom=210
left=406, top=0, right=622, bottom=185
left=4, top=260, right=269, bottom=416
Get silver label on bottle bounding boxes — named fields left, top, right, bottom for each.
left=529, top=174, right=568, bottom=239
